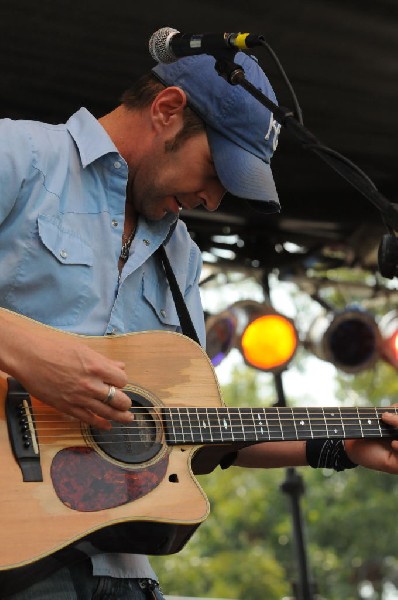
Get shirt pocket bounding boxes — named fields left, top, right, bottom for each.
left=142, top=269, right=181, bottom=329
left=5, top=214, right=95, bottom=328
left=37, top=214, right=94, bottom=267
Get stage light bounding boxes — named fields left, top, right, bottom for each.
left=306, top=307, right=381, bottom=373
left=238, top=303, right=298, bottom=372
left=205, top=309, right=237, bottom=367
left=379, top=310, right=398, bottom=367
left=206, top=300, right=298, bottom=372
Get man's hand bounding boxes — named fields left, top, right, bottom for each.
left=0, top=310, right=133, bottom=430
left=345, top=410, right=398, bottom=474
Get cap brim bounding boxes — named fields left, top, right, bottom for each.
left=207, top=126, right=280, bottom=214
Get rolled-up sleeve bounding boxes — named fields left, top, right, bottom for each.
left=0, top=119, right=33, bottom=224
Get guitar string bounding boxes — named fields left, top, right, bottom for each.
left=21, top=408, right=397, bottom=427
left=21, top=429, right=395, bottom=445
left=24, top=406, right=396, bottom=418
left=24, top=415, right=397, bottom=432
left=28, top=430, right=395, bottom=446
left=22, top=428, right=395, bottom=443
left=18, top=410, right=396, bottom=444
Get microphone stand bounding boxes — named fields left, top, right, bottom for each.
left=261, top=270, right=315, bottom=600
left=210, top=52, right=396, bottom=597
left=213, top=56, right=398, bottom=260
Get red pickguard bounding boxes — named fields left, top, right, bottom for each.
left=51, top=447, right=169, bottom=511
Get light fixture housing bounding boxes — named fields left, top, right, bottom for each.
left=306, top=307, right=381, bottom=373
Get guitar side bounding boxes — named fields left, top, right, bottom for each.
left=0, top=329, right=223, bottom=572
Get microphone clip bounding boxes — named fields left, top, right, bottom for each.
left=214, top=56, right=245, bottom=86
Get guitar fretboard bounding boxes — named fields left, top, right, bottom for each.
left=162, top=406, right=398, bottom=446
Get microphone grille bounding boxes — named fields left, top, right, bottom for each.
left=149, top=27, right=180, bottom=64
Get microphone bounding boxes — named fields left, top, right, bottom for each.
left=149, top=27, right=265, bottom=64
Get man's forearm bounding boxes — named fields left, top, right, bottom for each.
left=234, top=441, right=308, bottom=469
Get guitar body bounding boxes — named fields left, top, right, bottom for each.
left=0, top=329, right=223, bottom=578
left=2, top=319, right=395, bottom=594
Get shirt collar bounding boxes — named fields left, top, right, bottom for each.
left=66, top=107, right=119, bottom=167
left=66, top=108, right=180, bottom=240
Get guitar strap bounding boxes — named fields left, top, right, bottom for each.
left=156, top=244, right=200, bottom=345
left=156, top=245, right=238, bottom=471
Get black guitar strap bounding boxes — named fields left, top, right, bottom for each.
left=156, top=244, right=200, bottom=345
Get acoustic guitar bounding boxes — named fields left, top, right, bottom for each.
left=1, top=325, right=397, bottom=583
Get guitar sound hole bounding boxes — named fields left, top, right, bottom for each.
left=90, top=391, right=162, bottom=464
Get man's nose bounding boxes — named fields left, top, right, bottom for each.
left=201, top=182, right=227, bottom=212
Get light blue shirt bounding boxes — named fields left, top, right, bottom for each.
left=0, top=107, right=206, bottom=579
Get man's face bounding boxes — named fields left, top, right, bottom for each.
left=129, top=130, right=226, bottom=221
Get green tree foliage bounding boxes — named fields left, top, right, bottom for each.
left=152, top=359, right=398, bottom=599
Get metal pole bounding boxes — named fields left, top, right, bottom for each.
left=274, top=371, right=315, bottom=600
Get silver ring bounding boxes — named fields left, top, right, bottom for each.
left=104, top=385, right=116, bottom=405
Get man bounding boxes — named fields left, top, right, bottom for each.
left=1, top=51, right=398, bottom=599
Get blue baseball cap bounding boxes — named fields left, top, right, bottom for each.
left=152, top=52, right=281, bottom=212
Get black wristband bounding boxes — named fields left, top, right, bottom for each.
left=306, top=439, right=358, bottom=472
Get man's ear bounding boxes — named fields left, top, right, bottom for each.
left=151, top=86, right=187, bottom=134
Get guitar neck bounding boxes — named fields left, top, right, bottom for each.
left=163, top=406, right=398, bottom=447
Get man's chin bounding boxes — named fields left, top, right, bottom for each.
left=146, top=210, right=179, bottom=222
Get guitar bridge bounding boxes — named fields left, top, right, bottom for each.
left=5, top=378, right=43, bottom=482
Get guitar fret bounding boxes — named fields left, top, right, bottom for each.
left=232, top=407, right=245, bottom=441
left=356, top=407, right=364, bottom=437
left=200, top=407, right=214, bottom=443
left=176, top=407, right=185, bottom=443
left=230, top=409, right=237, bottom=442
left=276, top=407, right=284, bottom=441
left=211, top=407, right=223, bottom=442
left=194, top=407, right=203, bottom=443
left=215, top=408, right=224, bottom=443
left=339, top=408, right=361, bottom=438
left=186, top=407, right=194, bottom=441
left=278, top=407, right=297, bottom=441
left=262, top=408, right=271, bottom=441
left=250, top=410, right=258, bottom=441
left=292, top=407, right=299, bottom=439
left=232, top=407, right=256, bottom=441
left=252, top=410, right=267, bottom=440
left=323, top=409, right=344, bottom=438
left=275, top=407, right=296, bottom=441
left=238, top=410, right=246, bottom=442
left=293, top=409, right=312, bottom=440
left=339, top=408, right=345, bottom=438
left=222, top=409, right=232, bottom=440
left=322, top=407, right=329, bottom=437
left=377, top=410, right=383, bottom=438
left=263, top=409, right=283, bottom=441
left=166, top=407, right=177, bottom=443
left=205, top=408, right=213, bottom=443
left=358, top=408, right=382, bottom=438
left=217, top=408, right=234, bottom=442
left=306, top=408, right=314, bottom=439
left=308, top=407, right=328, bottom=438
left=183, top=407, right=191, bottom=443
